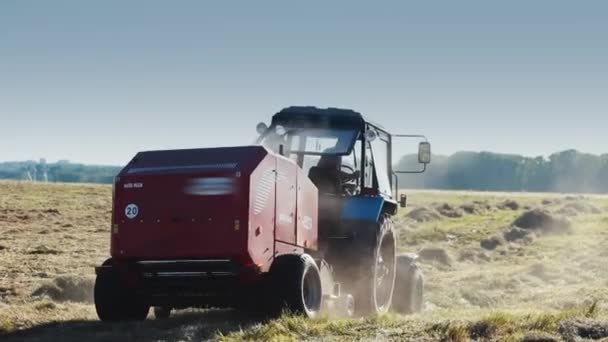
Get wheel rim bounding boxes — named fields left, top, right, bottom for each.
left=302, top=268, right=321, bottom=314
left=374, top=233, right=395, bottom=312
left=345, top=295, right=355, bottom=317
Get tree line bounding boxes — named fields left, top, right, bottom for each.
left=0, top=161, right=120, bottom=184
left=396, top=150, right=608, bottom=193
left=2, top=150, right=607, bottom=193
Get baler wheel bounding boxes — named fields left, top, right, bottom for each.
left=270, top=254, right=322, bottom=318
left=94, top=271, right=149, bottom=322
left=392, top=255, right=424, bottom=314
left=154, top=306, right=172, bottom=319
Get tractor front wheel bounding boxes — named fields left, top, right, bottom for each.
left=270, top=254, right=322, bottom=318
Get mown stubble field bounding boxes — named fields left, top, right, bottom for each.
left=1, top=181, right=608, bottom=341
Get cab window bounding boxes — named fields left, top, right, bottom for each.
left=370, top=130, right=392, bottom=198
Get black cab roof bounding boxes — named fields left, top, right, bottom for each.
left=272, top=106, right=387, bottom=133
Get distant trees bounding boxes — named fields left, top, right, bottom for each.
left=0, top=161, right=121, bottom=184
left=3, top=150, right=608, bottom=193
left=396, top=150, right=608, bottom=193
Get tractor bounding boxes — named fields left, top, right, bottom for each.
left=94, top=106, right=431, bottom=321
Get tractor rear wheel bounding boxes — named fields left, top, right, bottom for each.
left=354, top=217, right=396, bottom=315
left=270, top=254, right=322, bottom=318
left=392, top=255, right=424, bottom=314
left=94, top=270, right=149, bottom=322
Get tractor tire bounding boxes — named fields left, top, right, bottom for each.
left=354, top=217, right=397, bottom=316
left=94, top=267, right=149, bottom=322
left=270, top=254, right=322, bottom=318
left=392, top=255, right=424, bottom=314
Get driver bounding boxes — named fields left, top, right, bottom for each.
left=309, top=152, right=360, bottom=194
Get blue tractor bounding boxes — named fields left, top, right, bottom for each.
left=257, top=106, right=431, bottom=315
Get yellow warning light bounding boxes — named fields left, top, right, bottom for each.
left=244, top=262, right=263, bottom=273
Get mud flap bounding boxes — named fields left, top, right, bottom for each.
left=392, top=253, right=424, bottom=314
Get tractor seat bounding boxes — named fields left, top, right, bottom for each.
left=308, top=167, right=341, bottom=194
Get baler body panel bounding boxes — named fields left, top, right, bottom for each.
left=111, top=146, right=267, bottom=262
left=296, top=166, right=318, bottom=249
left=110, top=145, right=318, bottom=273
left=274, top=157, right=298, bottom=245
left=113, top=174, right=245, bottom=260
left=247, top=153, right=277, bottom=272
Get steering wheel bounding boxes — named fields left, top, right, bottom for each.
left=340, top=164, right=359, bottom=195
left=341, top=164, right=356, bottom=174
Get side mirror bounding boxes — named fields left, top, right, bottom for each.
left=418, top=142, right=431, bottom=164
left=256, top=122, right=268, bottom=135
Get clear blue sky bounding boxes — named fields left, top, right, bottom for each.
left=1, top=0, right=606, bottom=165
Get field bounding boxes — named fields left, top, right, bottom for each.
left=1, top=181, right=608, bottom=341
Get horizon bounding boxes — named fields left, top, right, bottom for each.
left=1, top=147, right=605, bottom=167
left=2, top=1, right=607, bottom=165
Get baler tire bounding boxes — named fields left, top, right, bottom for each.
left=94, top=271, right=149, bottom=322
left=270, top=254, right=322, bottom=318
left=154, top=306, right=172, bottom=320
left=354, top=217, right=396, bottom=316
left=392, top=257, right=424, bottom=314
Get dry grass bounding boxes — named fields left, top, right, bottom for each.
left=2, top=180, right=608, bottom=341
left=397, top=192, right=608, bottom=313
left=0, top=181, right=109, bottom=333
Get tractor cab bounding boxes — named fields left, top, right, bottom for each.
left=253, top=106, right=431, bottom=315
left=256, top=106, right=431, bottom=238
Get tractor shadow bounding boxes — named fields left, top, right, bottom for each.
left=2, top=309, right=265, bottom=342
